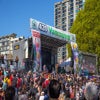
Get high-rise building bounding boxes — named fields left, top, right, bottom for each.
left=54, top=0, right=85, bottom=31
left=54, top=0, right=85, bottom=62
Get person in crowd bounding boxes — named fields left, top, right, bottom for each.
left=55, top=63, right=59, bottom=73
left=17, top=75, right=22, bottom=90
left=49, top=79, right=61, bottom=100
left=4, top=86, right=16, bottom=100
left=0, top=85, right=4, bottom=100
left=59, top=92, right=66, bottom=100
left=84, top=81, right=99, bottom=100
left=12, top=73, right=17, bottom=87
left=65, top=83, right=70, bottom=100
left=44, top=89, right=49, bottom=100
left=35, top=85, right=42, bottom=100
left=70, top=85, right=75, bottom=100
left=0, top=65, right=99, bottom=100
left=6, top=74, right=12, bottom=87
left=39, top=91, right=45, bottom=100
left=2, top=75, right=8, bottom=91
left=18, top=89, right=28, bottom=100
left=75, top=86, right=80, bottom=100
left=28, top=83, right=37, bottom=100
left=42, top=74, right=50, bottom=89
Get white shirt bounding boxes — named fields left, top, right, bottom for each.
left=39, top=95, right=44, bottom=100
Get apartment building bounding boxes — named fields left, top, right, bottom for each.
left=0, top=33, right=25, bottom=61
left=0, top=33, right=17, bottom=60
left=54, top=0, right=85, bottom=31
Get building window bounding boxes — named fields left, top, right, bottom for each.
left=62, top=52, right=66, bottom=56
left=62, top=18, right=66, bottom=21
left=2, top=42, right=5, bottom=46
left=62, top=13, right=65, bottom=17
left=62, top=47, right=66, bottom=51
left=70, top=19, right=73, bottom=23
left=1, top=48, right=3, bottom=51
left=62, top=3, right=65, bottom=6
left=70, top=3, right=73, bottom=7
left=62, top=6, right=66, bottom=11
left=62, top=21, right=65, bottom=24
left=70, top=0, right=73, bottom=2
left=0, top=43, right=2, bottom=46
left=55, top=19, right=58, bottom=24
left=57, top=11, right=61, bottom=14
left=5, top=41, right=9, bottom=45
left=7, top=46, right=9, bottom=50
left=76, top=2, right=79, bottom=5
left=79, top=5, right=83, bottom=8
left=62, top=25, right=66, bottom=29
left=79, top=1, right=82, bottom=4
left=68, top=11, right=71, bottom=15
left=55, top=8, right=58, bottom=12
left=70, top=7, right=73, bottom=11
left=62, top=9, right=66, bottom=13
left=3, top=47, right=6, bottom=51
left=63, top=28, right=66, bottom=31
left=58, top=15, right=61, bottom=18
left=55, top=5, right=58, bottom=8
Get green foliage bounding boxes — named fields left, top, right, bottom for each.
left=67, top=43, right=72, bottom=57
left=70, top=0, right=100, bottom=60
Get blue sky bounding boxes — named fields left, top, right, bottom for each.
left=0, top=0, right=61, bottom=38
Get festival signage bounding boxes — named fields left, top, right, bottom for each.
left=71, top=42, right=79, bottom=74
left=31, top=30, right=41, bottom=71
left=30, top=18, right=76, bottom=42
left=79, top=52, right=97, bottom=74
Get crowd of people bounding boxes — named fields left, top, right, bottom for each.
left=0, top=65, right=100, bottom=100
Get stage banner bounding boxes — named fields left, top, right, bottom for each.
left=31, top=30, right=41, bottom=71
left=71, top=42, right=79, bottom=74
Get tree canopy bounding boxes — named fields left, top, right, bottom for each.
left=70, top=0, right=100, bottom=59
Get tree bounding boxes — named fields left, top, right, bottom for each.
left=70, top=0, right=100, bottom=72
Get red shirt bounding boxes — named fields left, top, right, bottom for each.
left=17, top=78, right=22, bottom=88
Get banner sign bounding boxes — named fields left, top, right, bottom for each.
left=30, top=18, right=76, bottom=42
left=31, top=30, right=41, bottom=71
left=71, top=42, right=79, bottom=74
left=80, top=52, right=97, bottom=73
